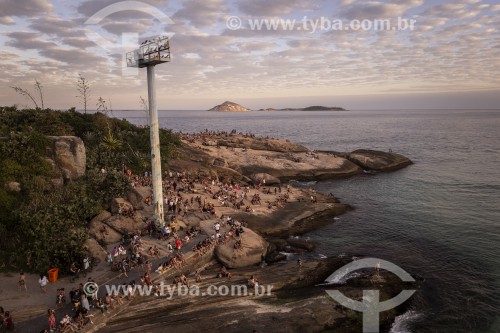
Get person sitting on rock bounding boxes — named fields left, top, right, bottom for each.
left=247, top=275, right=258, bottom=288
left=60, top=314, right=78, bottom=332
left=220, top=266, right=231, bottom=279
left=180, top=273, right=189, bottom=287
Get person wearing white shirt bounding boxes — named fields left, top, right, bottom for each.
left=38, top=274, right=48, bottom=293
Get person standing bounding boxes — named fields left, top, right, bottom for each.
left=18, top=273, right=27, bottom=292
left=175, top=238, right=182, bottom=252
left=81, top=294, right=90, bottom=312
left=4, top=311, right=15, bottom=332
left=38, top=274, right=48, bottom=293
left=48, top=309, right=56, bottom=332
left=0, top=307, right=5, bottom=332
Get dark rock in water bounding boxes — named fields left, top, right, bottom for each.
left=271, top=239, right=288, bottom=251
left=287, top=238, right=317, bottom=252
left=265, top=252, right=287, bottom=263
left=284, top=246, right=304, bottom=254
left=348, top=149, right=413, bottom=172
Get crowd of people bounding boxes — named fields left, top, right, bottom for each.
left=6, top=130, right=318, bottom=332
left=178, top=129, right=261, bottom=144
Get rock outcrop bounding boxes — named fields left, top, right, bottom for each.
left=215, top=227, right=268, bottom=268
left=250, top=173, right=280, bottom=185
left=348, top=149, right=413, bottom=172
left=127, top=186, right=152, bottom=210
left=88, top=211, right=122, bottom=245
left=46, top=136, right=86, bottom=181
left=287, top=237, right=317, bottom=252
left=103, top=212, right=146, bottom=235
left=208, top=101, right=250, bottom=112
left=110, top=198, right=134, bottom=215
left=83, top=238, right=107, bottom=261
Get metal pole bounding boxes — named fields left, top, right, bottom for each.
left=147, top=65, right=165, bottom=227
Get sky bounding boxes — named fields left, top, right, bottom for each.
left=0, top=0, right=499, bottom=110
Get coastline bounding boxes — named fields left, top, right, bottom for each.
left=2, top=131, right=414, bottom=333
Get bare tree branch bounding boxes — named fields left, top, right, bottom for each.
left=10, top=86, right=39, bottom=109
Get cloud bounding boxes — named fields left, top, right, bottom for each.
left=173, top=0, right=227, bottom=28
left=5, top=31, right=107, bottom=68
left=0, top=0, right=52, bottom=18
left=100, top=19, right=153, bottom=35
left=5, top=32, right=57, bottom=50
left=237, top=0, right=319, bottom=16
left=29, top=16, right=85, bottom=38
left=0, top=16, right=16, bottom=25
left=339, top=0, right=423, bottom=20
left=77, top=0, right=169, bottom=18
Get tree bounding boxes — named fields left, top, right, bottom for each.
left=76, top=74, right=91, bottom=113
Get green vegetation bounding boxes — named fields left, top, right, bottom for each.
left=0, top=106, right=180, bottom=273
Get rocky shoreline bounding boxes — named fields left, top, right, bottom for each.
left=78, top=133, right=414, bottom=332
left=5, top=132, right=414, bottom=333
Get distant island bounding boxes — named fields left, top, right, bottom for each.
left=208, top=101, right=250, bottom=112
left=258, top=106, right=347, bottom=111
left=208, top=101, right=346, bottom=112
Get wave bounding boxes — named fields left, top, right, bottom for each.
left=389, top=310, right=422, bottom=333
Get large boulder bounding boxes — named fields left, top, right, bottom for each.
left=127, top=186, right=152, bottom=210
left=287, top=238, right=317, bottom=252
left=250, top=173, right=280, bottom=185
left=215, top=227, right=268, bottom=268
left=93, top=210, right=112, bottom=222
left=84, top=238, right=107, bottom=261
left=47, top=136, right=86, bottom=181
left=104, top=214, right=146, bottom=235
left=110, top=198, right=134, bottom=215
left=348, top=149, right=413, bottom=172
left=88, top=212, right=122, bottom=245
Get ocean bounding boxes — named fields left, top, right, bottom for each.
left=117, top=109, right=500, bottom=333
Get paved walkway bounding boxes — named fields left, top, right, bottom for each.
left=11, top=228, right=210, bottom=333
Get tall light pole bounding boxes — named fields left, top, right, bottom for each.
left=126, top=36, right=171, bottom=227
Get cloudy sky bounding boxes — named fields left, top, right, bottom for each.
left=0, top=0, right=499, bottom=110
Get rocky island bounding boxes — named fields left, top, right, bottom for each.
left=208, top=101, right=250, bottom=112
left=0, top=108, right=415, bottom=333
left=259, top=106, right=347, bottom=111
left=207, top=102, right=347, bottom=112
